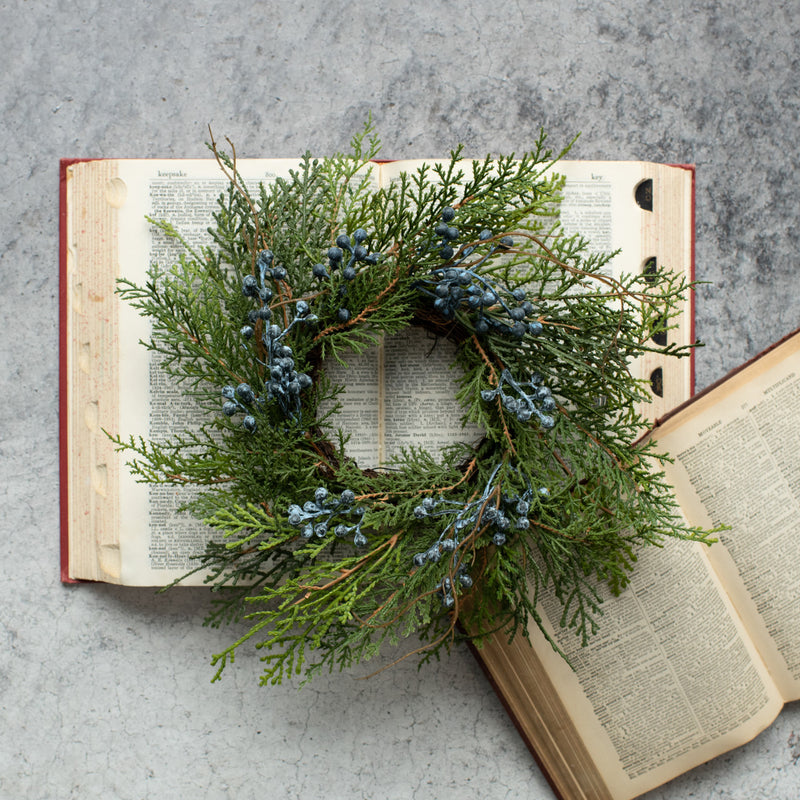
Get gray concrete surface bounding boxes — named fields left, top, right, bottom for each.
left=2, top=0, right=799, bottom=797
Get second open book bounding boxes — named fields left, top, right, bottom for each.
left=473, top=328, right=800, bottom=799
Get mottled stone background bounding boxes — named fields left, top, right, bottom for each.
left=2, top=1, right=798, bottom=797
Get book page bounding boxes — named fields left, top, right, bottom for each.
left=474, top=534, right=783, bottom=800
left=379, top=159, right=694, bottom=424
left=67, top=158, right=366, bottom=584
left=382, top=326, right=484, bottom=462
left=647, top=330, right=800, bottom=699
left=318, top=346, right=382, bottom=468
left=320, top=326, right=483, bottom=468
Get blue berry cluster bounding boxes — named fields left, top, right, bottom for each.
left=411, top=468, right=550, bottom=607
left=221, top=383, right=259, bottom=432
left=431, top=206, right=460, bottom=260
left=416, top=208, right=541, bottom=340
left=261, top=314, right=315, bottom=422
left=287, top=487, right=368, bottom=548
left=226, top=251, right=319, bottom=430
left=311, top=229, right=380, bottom=324
left=481, top=369, right=556, bottom=429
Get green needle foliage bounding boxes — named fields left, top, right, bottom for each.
left=113, top=124, right=718, bottom=686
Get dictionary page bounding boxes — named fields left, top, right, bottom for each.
left=65, top=157, right=328, bottom=584
left=321, top=326, right=483, bottom=469
left=473, top=533, right=783, bottom=800
left=648, top=329, right=800, bottom=700
left=379, top=159, right=695, bottom=425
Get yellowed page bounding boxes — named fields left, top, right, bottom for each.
left=648, top=331, right=800, bottom=699
left=116, top=158, right=318, bottom=585
left=527, top=535, right=782, bottom=800
left=378, top=159, right=694, bottom=424
left=67, top=158, right=331, bottom=584
left=318, top=344, right=382, bottom=468
left=321, top=326, right=483, bottom=468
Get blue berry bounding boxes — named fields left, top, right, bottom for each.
left=426, top=545, right=442, bottom=563
left=353, top=531, right=368, bottom=548
left=242, top=415, right=257, bottom=433
left=517, top=406, right=532, bottom=422
left=236, top=383, right=255, bottom=403
left=441, top=206, right=456, bottom=222
left=222, top=401, right=237, bottom=416
left=479, top=229, right=492, bottom=240
left=340, top=489, right=355, bottom=504
left=353, top=228, right=368, bottom=243
left=328, top=246, right=343, bottom=263
left=336, top=234, right=352, bottom=250
left=314, top=487, right=328, bottom=505
left=242, top=275, right=259, bottom=297
left=221, top=385, right=236, bottom=400
left=241, top=325, right=254, bottom=339
left=313, top=263, right=329, bottom=279
left=343, top=266, right=356, bottom=281
left=337, top=308, right=351, bottom=323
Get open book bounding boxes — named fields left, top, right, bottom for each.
left=61, top=156, right=694, bottom=586
left=470, top=328, right=800, bottom=799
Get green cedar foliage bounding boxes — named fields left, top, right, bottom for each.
left=113, top=124, right=719, bottom=686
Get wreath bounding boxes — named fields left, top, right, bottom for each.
left=116, top=125, right=716, bottom=686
